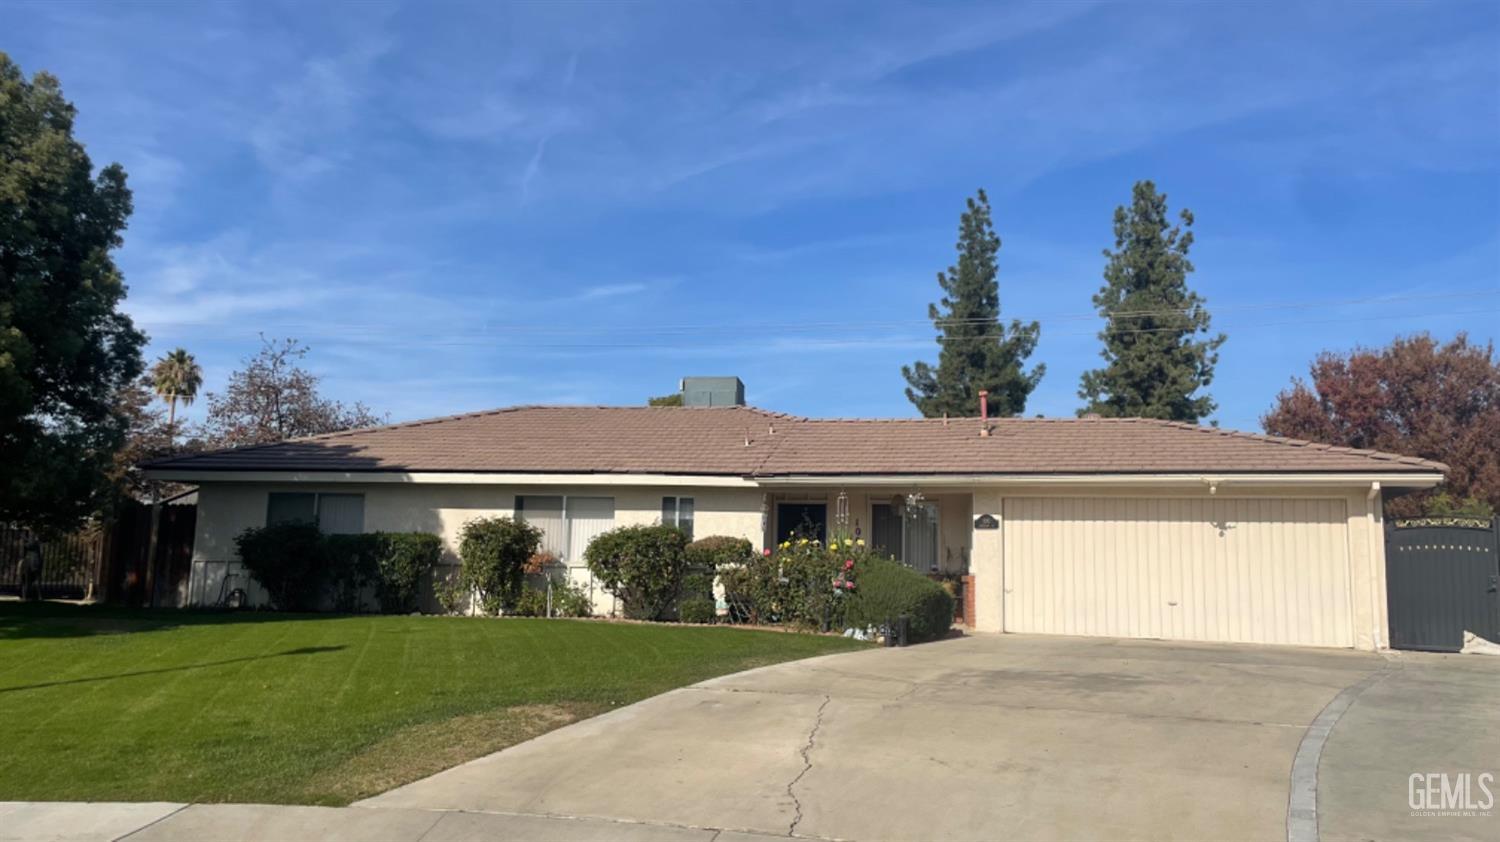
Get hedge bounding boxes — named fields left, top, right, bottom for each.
left=842, top=555, right=954, bottom=643
left=234, top=526, right=441, bottom=613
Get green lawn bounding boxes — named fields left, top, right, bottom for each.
left=0, top=602, right=863, bottom=805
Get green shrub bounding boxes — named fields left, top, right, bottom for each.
left=505, top=578, right=594, bottom=618
left=433, top=568, right=468, bottom=615
left=323, top=533, right=382, bottom=611
left=511, top=585, right=550, bottom=617
left=679, top=596, right=716, bottom=624
left=842, top=555, right=954, bottom=643
left=549, top=577, right=594, bottom=618
left=685, top=535, right=755, bottom=570
left=721, top=539, right=853, bottom=630
left=375, top=533, right=442, bottom=614
left=459, top=517, right=543, bottom=614
left=584, top=525, right=688, bottom=620
left=234, top=523, right=326, bottom=611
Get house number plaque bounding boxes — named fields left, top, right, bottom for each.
left=973, top=514, right=999, bottom=530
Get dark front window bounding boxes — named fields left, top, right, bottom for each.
left=776, top=503, right=827, bottom=545
left=662, top=496, right=695, bottom=539
left=267, top=493, right=316, bottom=526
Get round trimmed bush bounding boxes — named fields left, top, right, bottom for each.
left=685, top=535, right=755, bottom=570
left=678, top=596, right=716, bottom=624
left=842, top=555, right=954, bottom=643
left=584, top=524, right=688, bottom=620
left=459, top=517, right=543, bottom=614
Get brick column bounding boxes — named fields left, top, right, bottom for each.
left=961, top=574, right=976, bottom=628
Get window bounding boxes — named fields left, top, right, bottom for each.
left=267, top=493, right=316, bottom=526
left=516, top=495, right=615, bottom=560
left=316, top=494, right=365, bottom=534
left=871, top=501, right=939, bottom=572
left=662, top=496, right=695, bottom=539
left=266, top=492, right=364, bottom=534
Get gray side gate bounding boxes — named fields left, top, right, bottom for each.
left=1385, top=517, right=1500, bottom=652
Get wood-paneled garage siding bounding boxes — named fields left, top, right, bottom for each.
left=1001, top=497, right=1354, bottom=648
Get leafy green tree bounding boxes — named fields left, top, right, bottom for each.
left=903, top=189, right=1043, bottom=417
left=647, top=393, right=683, bottom=406
left=1078, top=180, right=1225, bottom=421
left=150, top=347, right=202, bottom=442
left=0, top=53, right=146, bottom=529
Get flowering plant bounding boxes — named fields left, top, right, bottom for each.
left=721, top=535, right=885, bottom=630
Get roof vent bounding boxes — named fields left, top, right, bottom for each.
left=681, top=376, right=745, bottom=407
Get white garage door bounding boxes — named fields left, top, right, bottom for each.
left=1002, top=497, right=1354, bottom=648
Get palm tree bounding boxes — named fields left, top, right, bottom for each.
left=150, top=348, right=203, bottom=444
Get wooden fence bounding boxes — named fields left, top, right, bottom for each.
left=2, top=499, right=198, bottom=605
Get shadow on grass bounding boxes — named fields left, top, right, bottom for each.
left=0, top=600, right=371, bottom=640
left=0, top=645, right=348, bottom=694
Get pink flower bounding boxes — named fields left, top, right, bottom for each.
left=844, top=581, right=855, bottom=590
left=843, top=559, right=854, bottom=570
left=763, top=548, right=772, bottom=556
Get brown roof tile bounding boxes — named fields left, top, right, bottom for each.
left=143, top=406, right=1448, bottom=477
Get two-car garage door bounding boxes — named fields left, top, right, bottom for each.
left=1002, top=497, right=1355, bottom=648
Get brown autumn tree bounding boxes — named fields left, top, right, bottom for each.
left=1261, top=333, right=1500, bottom=517
left=200, top=337, right=385, bottom=449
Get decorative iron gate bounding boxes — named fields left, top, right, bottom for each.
left=0, top=525, right=105, bottom=599
left=1385, top=517, right=1500, bottom=652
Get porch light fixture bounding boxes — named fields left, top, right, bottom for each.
left=904, top=491, right=926, bottom=520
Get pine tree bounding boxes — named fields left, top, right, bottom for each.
left=1078, top=180, right=1225, bottom=421
left=903, top=189, right=1043, bottom=417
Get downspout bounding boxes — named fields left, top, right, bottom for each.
left=1366, top=482, right=1382, bottom=650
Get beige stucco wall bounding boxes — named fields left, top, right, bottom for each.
left=189, top=481, right=765, bottom=613
left=967, top=484, right=1390, bottom=651
left=188, top=476, right=1394, bottom=650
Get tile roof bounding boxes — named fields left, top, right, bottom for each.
left=143, top=405, right=1447, bottom=477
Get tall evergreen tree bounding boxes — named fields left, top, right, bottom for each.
left=1078, top=180, right=1225, bottom=421
left=903, top=189, right=1043, bottom=417
left=0, top=53, right=145, bottom=529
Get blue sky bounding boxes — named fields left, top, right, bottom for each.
left=6, top=0, right=1498, bottom=431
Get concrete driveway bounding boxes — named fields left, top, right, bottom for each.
left=363, top=634, right=1498, bottom=841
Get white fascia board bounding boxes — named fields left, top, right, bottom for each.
left=142, top=469, right=1444, bottom=491
left=752, top=472, right=1445, bottom=489
left=140, top=470, right=759, bottom=488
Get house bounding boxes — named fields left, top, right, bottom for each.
left=143, top=377, right=1446, bottom=651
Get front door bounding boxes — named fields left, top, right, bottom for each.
left=776, top=503, right=827, bottom=544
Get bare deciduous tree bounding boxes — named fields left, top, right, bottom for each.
left=200, top=337, right=385, bottom=449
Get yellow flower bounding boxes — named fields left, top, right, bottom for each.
left=798, top=538, right=808, bottom=546
left=855, top=538, right=865, bottom=547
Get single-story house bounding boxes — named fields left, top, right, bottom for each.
left=143, top=377, right=1446, bottom=651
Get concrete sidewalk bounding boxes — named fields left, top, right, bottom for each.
left=0, top=802, right=791, bottom=842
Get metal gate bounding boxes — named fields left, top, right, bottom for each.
left=1385, top=517, right=1500, bottom=652
left=0, top=525, right=105, bottom=599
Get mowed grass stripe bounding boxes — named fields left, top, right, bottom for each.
left=0, top=603, right=863, bottom=804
